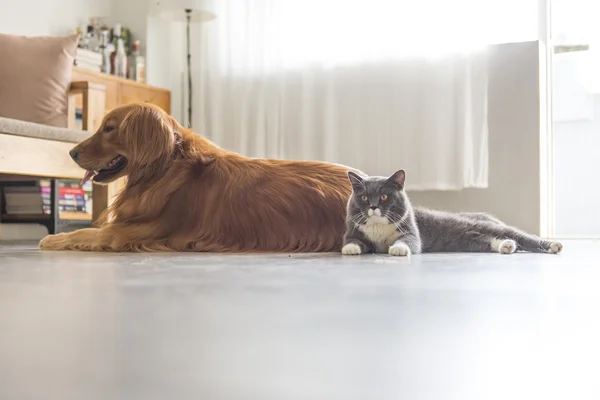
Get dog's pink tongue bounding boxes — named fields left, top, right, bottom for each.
left=80, top=170, right=96, bottom=185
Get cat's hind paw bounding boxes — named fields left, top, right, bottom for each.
left=549, top=241, right=563, bottom=254
left=342, top=243, right=362, bottom=255
left=389, top=242, right=411, bottom=257
left=491, top=238, right=517, bottom=254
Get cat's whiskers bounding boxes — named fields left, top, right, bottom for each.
left=348, top=212, right=362, bottom=224
left=384, top=212, right=402, bottom=225
left=388, top=210, right=408, bottom=223
left=349, top=212, right=367, bottom=226
left=384, top=212, right=409, bottom=235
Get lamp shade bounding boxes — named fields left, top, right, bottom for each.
left=152, top=0, right=216, bottom=22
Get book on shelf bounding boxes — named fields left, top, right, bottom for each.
left=73, top=108, right=83, bottom=130
left=74, top=60, right=102, bottom=72
left=3, top=185, right=44, bottom=215
left=75, top=48, right=102, bottom=63
left=44, top=180, right=94, bottom=219
left=75, top=48, right=103, bottom=72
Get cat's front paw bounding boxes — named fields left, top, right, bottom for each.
left=342, top=243, right=362, bottom=255
left=549, top=241, right=563, bottom=254
left=491, top=238, right=517, bottom=254
left=389, top=242, right=411, bottom=257
left=499, top=239, right=517, bottom=254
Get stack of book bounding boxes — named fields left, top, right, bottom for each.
left=40, top=180, right=51, bottom=214
left=60, top=180, right=93, bottom=220
left=3, top=186, right=44, bottom=215
left=58, top=186, right=87, bottom=213
left=75, top=48, right=103, bottom=72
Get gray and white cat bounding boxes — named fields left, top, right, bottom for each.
left=342, top=169, right=563, bottom=256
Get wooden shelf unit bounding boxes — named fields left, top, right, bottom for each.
left=71, top=67, right=171, bottom=115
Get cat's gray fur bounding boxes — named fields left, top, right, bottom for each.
left=342, top=170, right=563, bottom=256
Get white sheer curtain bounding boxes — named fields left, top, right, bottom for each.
left=194, top=0, right=538, bottom=190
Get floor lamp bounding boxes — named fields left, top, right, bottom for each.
left=155, top=0, right=216, bottom=128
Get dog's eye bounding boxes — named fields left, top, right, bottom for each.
left=103, top=125, right=115, bottom=133
left=361, top=195, right=368, bottom=202
left=380, top=194, right=388, bottom=201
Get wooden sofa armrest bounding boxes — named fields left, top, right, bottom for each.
left=68, top=81, right=106, bottom=132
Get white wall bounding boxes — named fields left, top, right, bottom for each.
left=554, top=100, right=600, bottom=236
left=409, top=41, right=547, bottom=236
left=108, top=0, right=146, bottom=54
left=553, top=51, right=600, bottom=236
left=107, top=0, right=185, bottom=124
left=0, top=0, right=110, bottom=36
left=145, top=17, right=186, bottom=124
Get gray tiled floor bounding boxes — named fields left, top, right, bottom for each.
left=1, top=240, right=600, bottom=400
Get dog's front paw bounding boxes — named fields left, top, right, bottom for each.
left=39, top=234, right=69, bottom=251
left=389, top=242, right=411, bottom=257
left=342, top=243, right=362, bottom=255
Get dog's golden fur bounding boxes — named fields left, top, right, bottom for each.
left=40, top=103, right=358, bottom=252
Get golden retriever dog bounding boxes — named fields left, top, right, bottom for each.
left=39, top=103, right=358, bottom=252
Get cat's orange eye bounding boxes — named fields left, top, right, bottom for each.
left=361, top=195, right=368, bottom=202
left=380, top=194, right=388, bottom=201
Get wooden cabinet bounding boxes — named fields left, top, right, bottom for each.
left=120, top=84, right=171, bottom=112
left=71, top=67, right=171, bottom=114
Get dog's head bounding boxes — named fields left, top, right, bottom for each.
left=70, top=103, right=179, bottom=185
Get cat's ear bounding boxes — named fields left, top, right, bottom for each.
left=388, top=169, right=406, bottom=189
left=347, top=171, right=365, bottom=190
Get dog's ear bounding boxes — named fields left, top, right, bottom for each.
left=120, top=106, right=175, bottom=166
left=166, top=113, right=215, bottom=166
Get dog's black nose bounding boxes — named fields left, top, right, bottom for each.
left=69, top=149, right=79, bottom=161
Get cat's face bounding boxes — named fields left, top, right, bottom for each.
left=346, top=170, right=408, bottom=226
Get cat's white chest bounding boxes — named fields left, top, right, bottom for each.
left=358, top=223, right=400, bottom=252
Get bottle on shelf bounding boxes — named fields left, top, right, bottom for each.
left=128, top=40, right=146, bottom=83
left=109, top=24, right=128, bottom=78
left=114, top=37, right=128, bottom=78
left=99, top=29, right=113, bottom=74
